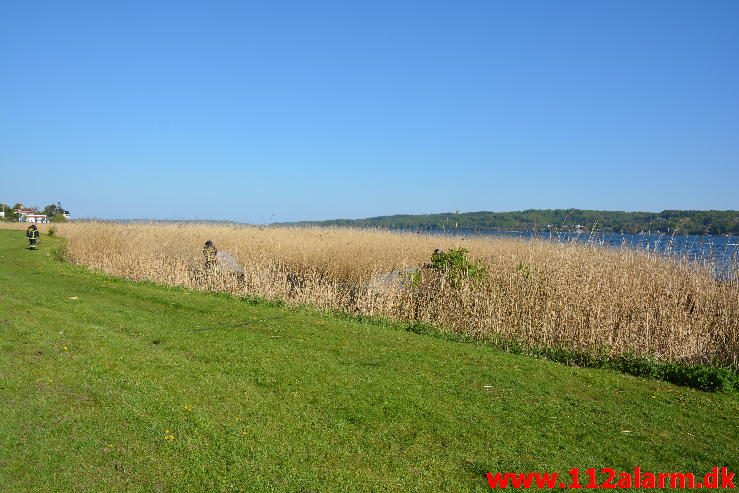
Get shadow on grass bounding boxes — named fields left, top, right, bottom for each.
left=331, top=313, right=739, bottom=393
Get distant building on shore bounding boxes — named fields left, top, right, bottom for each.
left=15, top=207, right=48, bottom=223
left=11, top=203, right=70, bottom=222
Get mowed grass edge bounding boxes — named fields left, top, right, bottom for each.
left=0, top=230, right=737, bottom=492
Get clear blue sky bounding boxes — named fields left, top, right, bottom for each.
left=1, top=0, right=737, bottom=222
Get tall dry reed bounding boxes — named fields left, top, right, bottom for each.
left=6, top=221, right=737, bottom=369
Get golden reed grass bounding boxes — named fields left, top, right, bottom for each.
left=5, top=221, right=737, bottom=369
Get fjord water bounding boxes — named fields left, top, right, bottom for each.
left=445, top=229, right=738, bottom=279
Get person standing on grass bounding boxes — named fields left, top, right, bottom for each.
left=203, top=240, right=217, bottom=271
left=27, top=224, right=40, bottom=249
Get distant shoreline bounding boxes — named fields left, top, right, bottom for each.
left=56, top=208, right=739, bottom=236
left=282, top=208, right=739, bottom=236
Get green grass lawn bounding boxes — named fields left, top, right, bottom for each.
left=0, top=230, right=737, bottom=492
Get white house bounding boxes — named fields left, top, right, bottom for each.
left=24, top=214, right=48, bottom=223
left=15, top=208, right=48, bottom=223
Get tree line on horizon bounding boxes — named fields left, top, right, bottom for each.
left=287, top=209, right=739, bottom=235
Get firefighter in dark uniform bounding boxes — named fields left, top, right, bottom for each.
left=27, top=224, right=40, bottom=249
left=203, top=240, right=217, bottom=271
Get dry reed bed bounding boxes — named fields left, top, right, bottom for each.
left=6, top=222, right=737, bottom=369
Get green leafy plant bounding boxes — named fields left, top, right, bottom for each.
left=50, top=245, right=68, bottom=262
left=426, top=248, right=488, bottom=287
left=516, top=261, right=531, bottom=279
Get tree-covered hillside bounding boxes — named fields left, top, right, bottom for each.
left=286, top=209, right=739, bottom=235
